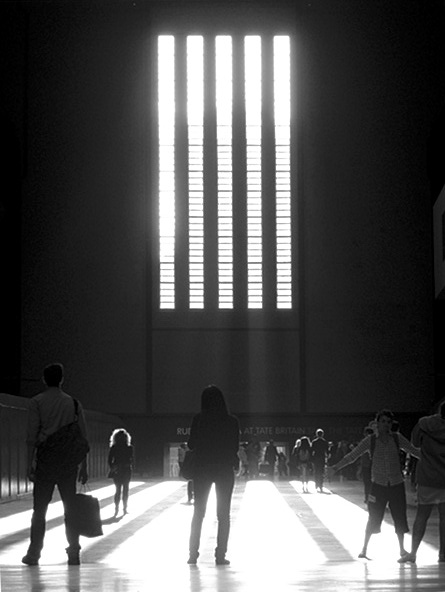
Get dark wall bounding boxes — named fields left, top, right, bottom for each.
left=0, top=1, right=443, bottom=426
left=19, top=2, right=150, bottom=413
left=299, top=2, right=440, bottom=413
left=0, top=3, right=26, bottom=395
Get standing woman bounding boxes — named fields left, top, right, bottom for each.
left=298, top=436, right=312, bottom=493
left=108, top=428, right=134, bottom=517
left=187, top=385, right=239, bottom=565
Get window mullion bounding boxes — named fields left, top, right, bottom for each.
left=175, top=35, right=189, bottom=310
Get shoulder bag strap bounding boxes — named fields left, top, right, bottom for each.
left=72, top=397, right=80, bottom=421
left=370, top=433, right=376, bottom=467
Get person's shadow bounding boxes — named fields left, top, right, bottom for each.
left=101, top=515, right=124, bottom=525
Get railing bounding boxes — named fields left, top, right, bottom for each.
left=0, top=394, right=123, bottom=502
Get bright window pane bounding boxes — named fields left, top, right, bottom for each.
left=157, top=34, right=293, bottom=311
left=158, top=36, right=175, bottom=309
left=245, top=36, right=262, bottom=309
left=216, top=36, right=233, bottom=309
left=274, top=35, right=292, bottom=309
left=187, top=36, right=204, bottom=309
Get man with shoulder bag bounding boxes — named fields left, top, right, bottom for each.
left=22, top=363, right=90, bottom=566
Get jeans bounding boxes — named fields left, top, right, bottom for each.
left=313, top=461, right=326, bottom=490
left=189, top=468, right=235, bottom=559
left=27, top=471, right=79, bottom=558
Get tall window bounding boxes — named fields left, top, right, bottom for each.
left=245, top=36, right=263, bottom=309
left=274, top=36, right=292, bottom=309
left=157, top=34, right=293, bottom=310
left=187, top=36, right=205, bottom=309
left=158, top=36, right=176, bottom=309
left=216, top=36, right=234, bottom=309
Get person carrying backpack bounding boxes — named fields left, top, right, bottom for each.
left=327, top=409, right=420, bottom=561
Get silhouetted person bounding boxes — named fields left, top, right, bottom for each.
left=328, top=409, right=420, bottom=560
left=108, top=428, right=134, bottom=516
left=298, top=436, right=312, bottom=493
left=264, top=440, right=278, bottom=479
left=290, top=438, right=302, bottom=477
left=22, top=363, right=89, bottom=566
left=187, top=385, right=239, bottom=565
left=399, top=401, right=445, bottom=563
left=246, top=438, right=260, bottom=479
left=277, top=451, right=288, bottom=477
left=311, top=429, right=329, bottom=492
left=237, top=442, right=249, bottom=478
left=178, top=442, right=194, bottom=503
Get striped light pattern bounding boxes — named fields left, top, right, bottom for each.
left=158, top=36, right=176, bottom=309
left=216, top=36, right=234, bottom=309
left=274, top=36, right=292, bottom=308
left=157, top=35, right=292, bottom=310
left=187, top=36, right=205, bottom=309
left=245, top=36, right=263, bottom=309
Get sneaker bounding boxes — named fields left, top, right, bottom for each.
left=187, top=556, right=198, bottom=565
left=22, top=554, right=39, bottom=566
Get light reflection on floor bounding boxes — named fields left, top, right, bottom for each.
left=230, top=480, right=326, bottom=569
left=1, top=478, right=444, bottom=591
left=289, top=480, right=438, bottom=564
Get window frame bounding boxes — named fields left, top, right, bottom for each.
left=150, top=3, right=299, bottom=330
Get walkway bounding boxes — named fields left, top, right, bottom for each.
left=1, top=477, right=444, bottom=591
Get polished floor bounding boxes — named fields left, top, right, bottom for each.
left=1, top=476, right=445, bottom=591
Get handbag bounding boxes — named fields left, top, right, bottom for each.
left=72, top=490, right=103, bottom=537
left=107, top=466, right=118, bottom=479
left=36, top=398, right=90, bottom=481
left=179, top=450, right=196, bottom=480
left=180, top=451, right=195, bottom=480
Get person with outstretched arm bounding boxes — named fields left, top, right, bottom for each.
left=328, top=409, right=419, bottom=560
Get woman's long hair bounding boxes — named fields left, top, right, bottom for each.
left=201, top=385, right=229, bottom=415
left=110, top=428, right=132, bottom=447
